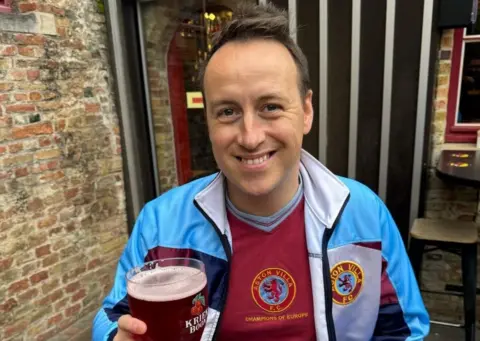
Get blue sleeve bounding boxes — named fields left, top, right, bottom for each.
left=372, top=198, right=430, bottom=340
left=92, top=207, right=152, bottom=341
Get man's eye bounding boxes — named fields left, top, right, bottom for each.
left=264, top=104, right=280, bottom=112
left=219, top=108, right=235, bottom=117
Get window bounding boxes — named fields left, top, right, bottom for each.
left=446, top=22, right=480, bottom=143
left=0, top=0, right=12, bottom=13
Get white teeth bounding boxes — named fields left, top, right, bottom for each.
left=242, top=154, right=270, bottom=165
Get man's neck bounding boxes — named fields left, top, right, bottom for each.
left=226, top=174, right=300, bottom=217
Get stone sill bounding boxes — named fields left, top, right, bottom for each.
left=0, top=11, right=57, bottom=36
left=441, top=143, right=478, bottom=151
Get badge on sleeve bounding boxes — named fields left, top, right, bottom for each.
left=330, top=261, right=364, bottom=305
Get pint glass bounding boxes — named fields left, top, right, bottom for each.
left=126, top=258, right=208, bottom=341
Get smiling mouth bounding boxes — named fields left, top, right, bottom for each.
left=236, top=152, right=276, bottom=165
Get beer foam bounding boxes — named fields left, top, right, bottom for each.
left=127, top=266, right=207, bottom=302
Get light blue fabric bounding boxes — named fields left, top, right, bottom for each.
left=92, top=151, right=429, bottom=341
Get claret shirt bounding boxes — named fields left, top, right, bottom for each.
left=218, top=181, right=315, bottom=340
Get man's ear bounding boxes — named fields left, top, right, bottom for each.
left=303, top=89, right=314, bottom=135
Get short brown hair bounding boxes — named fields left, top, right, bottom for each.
left=199, top=2, right=310, bottom=98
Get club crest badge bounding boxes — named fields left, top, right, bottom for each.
left=251, top=268, right=296, bottom=313
left=330, top=261, right=364, bottom=305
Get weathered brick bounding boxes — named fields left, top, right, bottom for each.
left=6, top=104, right=36, bottom=113
left=0, top=93, right=9, bottom=102
left=18, top=288, right=39, bottom=302
left=65, top=281, right=80, bottom=294
left=62, top=265, right=86, bottom=284
left=0, top=115, right=12, bottom=128
left=37, top=137, right=50, bottom=147
left=8, top=142, right=22, bottom=153
left=27, top=198, right=44, bottom=212
left=14, top=93, right=28, bottom=101
left=36, top=160, right=58, bottom=173
left=28, top=232, right=47, bottom=249
left=35, top=245, right=51, bottom=258
left=71, top=289, right=86, bottom=302
left=18, top=3, right=38, bottom=12
left=40, top=279, right=59, bottom=296
left=36, top=329, right=57, bottom=341
left=47, top=313, right=63, bottom=326
left=5, top=319, right=29, bottom=339
left=27, top=70, right=40, bottom=81
left=65, top=188, right=79, bottom=200
left=2, top=154, right=34, bottom=167
left=29, top=92, right=42, bottom=101
left=0, top=298, right=18, bottom=313
left=437, top=75, right=449, bottom=86
left=85, top=103, right=101, bottom=113
left=56, top=17, right=70, bottom=27
left=87, top=258, right=102, bottom=270
left=42, top=253, right=59, bottom=267
left=14, top=34, right=46, bottom=46
left=39, top=170, right=65, bottom=182
left=60, top=245, right=79, bottom=259
left=34, top=148, right=60, bottom=160
left=38, top=289, right=63, bottom=306
left=17, top=82, right=47, bottom=91
left=18, top=46, right=35, bottom=57
left=1, top=45, right=17, bottom=56
left=8, top=69, right=26, bottom=81
left=0, top=58, right=12, bottom=69
left=65, top=303, right=81, bottom=317
left=12, top=122, right=53, bottom=139
left=15, top=167, right=29, bottom=178
left=37, top=216, right=57, bottom=229
left=57, top=27, right=67, bottom=37
left=0, top=257, right=13, bottom=272
left=8, top=278, right=29, bottom=294
left=54, top=297, right=69, bottom=312
left=30, top=270, right=49, bottom=285
left=0, top=82, right=13, bottom=92
left=0, top=145, right=6, bottom=154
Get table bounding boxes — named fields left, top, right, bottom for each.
left=436, top=150, right=480, bottom=188
left=433, top=149, right=480, bottom=339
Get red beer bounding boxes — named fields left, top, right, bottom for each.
left=126, top=258, right=208, bottom=341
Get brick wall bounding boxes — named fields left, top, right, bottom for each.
left=421, top=29, right=480, bottom=324
left=0, top=1, right=128, bottom=340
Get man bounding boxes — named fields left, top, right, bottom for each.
left=93, top=3, right=429, bottom=340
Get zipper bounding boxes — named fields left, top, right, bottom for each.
left=322, top=194, right=350, bottom=341
left=193, top=200, right=232, bottom=341
left=322, top=227, right=336, bottom=341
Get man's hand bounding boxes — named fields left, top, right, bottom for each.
left=114, top=315, right=147, bottom=341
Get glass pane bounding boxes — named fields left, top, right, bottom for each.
left=467, top=0, right=480, bottom=36
left=457, top=42, right=480, bottom=124
left=140, top=0, right=255, bottom=191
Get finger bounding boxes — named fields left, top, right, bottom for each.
left=118, top=315, right=147, bottom=335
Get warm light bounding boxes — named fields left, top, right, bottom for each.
left=209, top=13, right=216, bottom=20
left=204, top=12, right=209, bottom=19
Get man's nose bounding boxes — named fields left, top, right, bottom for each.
left=237, top=111, right=266, bottom=150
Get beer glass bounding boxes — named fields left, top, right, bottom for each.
left=126, top=258, right=208, bottom=341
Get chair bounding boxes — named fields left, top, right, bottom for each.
left=408, top=218, right=478, bottom=341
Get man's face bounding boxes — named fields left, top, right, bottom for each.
left=203, top=39, right=313, bottom=199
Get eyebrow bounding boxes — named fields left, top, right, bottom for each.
left=209, top=99, right=240, bottom=109
left=210, top=93, right=285, bottom=107
left=257, top=93, right=285, bottom=102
